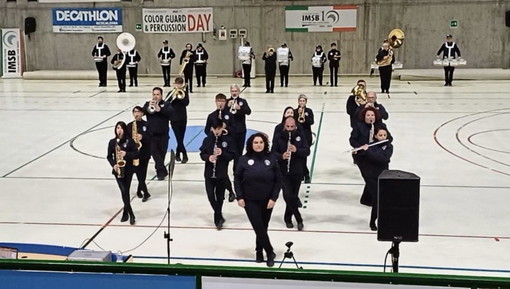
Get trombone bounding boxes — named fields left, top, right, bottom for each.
left=165, top=85, right=187, bottom=103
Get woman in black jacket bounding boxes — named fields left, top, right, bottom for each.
left=107, top=121, right=139, bottom=225
left=235, top=132, right=282, bottom=267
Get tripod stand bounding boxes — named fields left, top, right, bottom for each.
left=387, top=241, right=401, bottom=272
left=163, top=150, right=176, bottom=265
left=278, top=242, right=303, bottom=269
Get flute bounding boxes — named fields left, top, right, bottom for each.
left=349, top=139, right=389, bottom=153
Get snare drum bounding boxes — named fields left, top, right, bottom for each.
left=433, top=59, right=443, bottom=66
left=94, top=57, right=103, bottom=62
left=127, top=62, right=136, bottom=68
left=160, top=59, right=170, bottom=66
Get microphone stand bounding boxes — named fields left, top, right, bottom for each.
left=164, top=150, right=176, bottom=265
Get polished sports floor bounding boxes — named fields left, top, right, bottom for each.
left=0, top=73, right=509, bottom=277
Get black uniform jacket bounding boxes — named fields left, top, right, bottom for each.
left=126, top=120, right=151, bottom=160
left=234, top=152, right=282, bottom=201
left=354, top=103, right=389, bottom=125
left=271, top=129, right=310, bottom=176
left=349, top=122, right=393, bottom=159
left=221, top=97, right=252, bottom=135
left=365, top=141, right=393, bottom=170
left=166, top=90, right=190, bottom=122
left=262, top=52, right=277, bottom=73
left=293, top=106, right=314, bottom=145
left=142, top=100, right=174, bottom=135
left=204, top=109, right=233, bottom=135
left=199, top=132, right=236, bottom=179
left=107, top=137, right=139, bottom=176
left=91, top=43, right=111, bottom=62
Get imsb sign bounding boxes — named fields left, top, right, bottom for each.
left=143, top=7, right=213, bottom=33
left=1, top=28, right=22, bottom=78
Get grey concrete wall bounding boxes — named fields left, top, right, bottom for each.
left=1, top=0, right=510, bottom=75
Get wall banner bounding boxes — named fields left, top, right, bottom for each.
left=285, top=6, right=357, bottom=32
left=1, top=28, right=23, bottom=78
left=52, top=8, right=122, bottom=33
left=142, top=7, right=213, bottom=33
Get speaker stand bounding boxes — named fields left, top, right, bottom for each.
left=387, top=241, right=401, bottom=272
left=278, top=248, right=302, bottom=269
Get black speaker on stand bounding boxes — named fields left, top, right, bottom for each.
left=377, top=169, right=420, bottom=272
left=24, top=17, right=36, bottom=41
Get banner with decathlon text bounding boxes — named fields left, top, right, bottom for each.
left=142, top=7, right=213, bottom=33
left=52, top=8, right=122, bottom=33
left=285, top=6, right=357, bottom=32
left=1, top=28, right=23, bottom=78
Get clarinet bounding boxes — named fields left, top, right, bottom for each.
left=287, top=131, right=292, bottom=174
left=211, top=135, right=219, bottom=179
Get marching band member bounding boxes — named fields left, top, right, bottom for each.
left=91, top=36, right=111, bottom=87
left=127, top=48, right=141, bottom=87
left=157, top=40, right=175, bottom=87
left=179, top=43, right=195, bottom=93
left=354, top=91, right=389, bottom=125
left=111, top=48, right=127, bottom=93
left=277, top=43, right=294, bottom=87
left=347, top=79, right=367, bottom=128
left=262, top=47, right=277, bottom=93
left=199, top=118, right=236, bottom=230
left=235, top=132, right=281, bottom=267
left=223, top=84, right=252, bottom=173
left=272, top=117, right=310, bottom=231
left=356, top=128, right=393, bottom=231
left=126, top=106, right=151, bottom=202
left=272, top=106, right=299, bottom=145
left=327, top=42, right=341, bottom=86
left=436, top=34, right=461, bottom=86
left=143, top=87, right=174, bottom=180
left=294, top=95, right=314, bottom=184
left=376, top=42, right=394, bottom=93
left=239, top=41, right=256, bottom=87
left=311, top=45, right=326, bottom=86
left=194, top=43, right=209, bottom=87
left=204, top=93, right=237, bottom=203
left=349, top=106, right=393, bottom=230
left=166, top=77, right=190, bottom=164
left=107, top=121, right=139, bottom=225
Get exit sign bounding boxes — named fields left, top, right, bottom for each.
left=135, top=23, right=142, bottom=31
left=450, top=20, right=458, bottom=28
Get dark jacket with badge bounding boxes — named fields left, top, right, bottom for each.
left=221, top=96, right=251, bottom=135
left=199, top=132, right=235, bottom=179
left=142, top=100, right=174, bottom=135
left=271, top=130, right=310, bottom=177
left=106, top=137, right=139, bottom=176
left=126, top=120, right=151, bottom=160
left=234, top=152, right=282, bottom=201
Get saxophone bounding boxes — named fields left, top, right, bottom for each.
left=132, top=120, right=141, bottom=167
left=115, top=141, right=126, bottom=178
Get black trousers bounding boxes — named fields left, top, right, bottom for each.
left=232, top=131, right=247, bottom=173
left=134, top=158, right=150, bottom=195
left=244, top=198, right=274, bottom=254
left=95, top=61, right=108, bottom=86
left=282, top=174, right=303, bottom=224
left=205, top=177, right=227, bottom=224
left=195, top=64, right=207, bottom=86
left=161, top=65, right=170, bottom=86
left=114, top=171, right=134, bottom=218
left=279, top=65, right=289, bottom=86
left=444, top=66, right=455, bottom=85
left=151, top=133, right=169, bottom=177
left=171, top=119, right=187, bottom=157
left=312, top=66, right=323, bottom=85
left=378, top=65, right=392, bottom=92
left=242, top=64, right=251, bottom=86
left=265, top=71, right=275, bottom=92
left=329, top=66, right=339, bottom=86
left=115, top=69, right=126, bottom=91
left=356, top=158, right=381, bottom=224
left=183, top=66, right=193, bottom=92
left=128, top=66, right=138, bottom=86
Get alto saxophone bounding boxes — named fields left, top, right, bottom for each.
left=132, top=120, right=141, bottom=167
left=115, top=141, right=126, bottom=179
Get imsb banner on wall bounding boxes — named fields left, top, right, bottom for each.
left=142, top=7, right=213, bottom=33
left=1, top=28, right=23, bottom=78
left=285, top=6, right=357, bottom=32
left=52, top=8, right=122, bottom=33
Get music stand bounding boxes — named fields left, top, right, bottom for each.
left=164, top=150, right=176, bottom=265
left=278, top=242, right=302, bottom=269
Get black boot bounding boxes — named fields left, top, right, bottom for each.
left=181, top=152, right=188, bottom=164
left=142, top=192, right=151, bottom=202
left=266, top=252, right=276, bottom=267
left=255, top=250, right=264, bottom=263
left=129, top=211, right=136, bottom=225
left=120, top=211, right=129, bottom=222
left=175, top=152, right=181, bottom=162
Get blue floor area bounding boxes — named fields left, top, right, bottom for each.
left=168, top=126, right=259, bottom=152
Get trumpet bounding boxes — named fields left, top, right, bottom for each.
left=229, top=98, right=238, bottom=115
left=147, top=96, right=157, bottom=114
left=297, top=105, right=306, bottom=123
left=352, top=84, right=367, bottom=106
left=115, top=142, right=126, bottom=178
left=132, top=120, right=141, bottom=167
left=165, top=85, right=187, bottom=102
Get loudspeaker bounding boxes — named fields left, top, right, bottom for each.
left=377, top=170, right=420, bottom=242
left=24, top=17, right=36, bottom=34
left=506, top=11, right=510, bottom=27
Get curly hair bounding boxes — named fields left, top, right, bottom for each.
left=245, top=132, right=270, bottom=155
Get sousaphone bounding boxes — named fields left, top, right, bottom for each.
left=113, top=32, right=136, bottom=69
left=388, top=29, right=405, bottom=48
